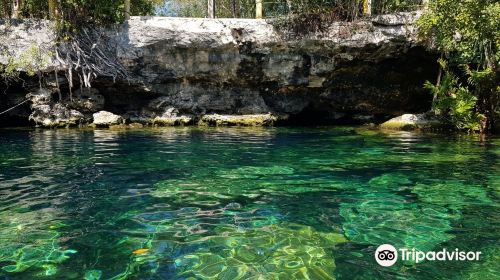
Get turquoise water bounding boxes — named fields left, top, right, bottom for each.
left=0, top=127, right=498, bottom=279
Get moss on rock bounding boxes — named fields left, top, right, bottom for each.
left=199, top=114, right=280, bottom=127
left=152, top=115, right=193, bottom=126
left=380, top=113, right=444, bottom=131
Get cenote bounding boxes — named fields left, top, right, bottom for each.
left=0, top=127, right=498, bottom=279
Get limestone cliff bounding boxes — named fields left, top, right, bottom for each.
left=0, top=13, right=437, bottom=127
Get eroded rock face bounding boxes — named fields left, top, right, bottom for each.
left=71, top=88, right=105, bottom=113
left=108, top=13, right=436, bottom=123
left=27, top=89, right=84, bottom=127
left=0, top=14, right=438, bottom=127
left=0, top=19, right=57, bottom=70
left=151, top=107, right=194, bottom=126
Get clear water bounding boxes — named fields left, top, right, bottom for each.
left=0, top=127, right=498, bottom=280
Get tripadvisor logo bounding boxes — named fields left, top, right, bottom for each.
left=374, top=244, right=482, bottom=267
left=375, top=244, right=398, bottom=267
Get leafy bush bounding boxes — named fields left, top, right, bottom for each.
left=161, top=0, right=424, bottom=19
left=418, top=0, right=499, bottom=132
left=0, top=0, right=160, bottom=24
left=425, top=71, right=485, bottom=131
left=0, top=45, right=51, bottom=81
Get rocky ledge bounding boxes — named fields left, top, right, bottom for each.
left=0, top=13, right=438, bottom=128
left=380, top=113, right=444, bottom=131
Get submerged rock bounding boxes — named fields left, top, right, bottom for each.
left=92, top=111, right=123, bottom=127
left=380, top=113, right=443, bottom=130
left=173, top=222, right=345, bottom=279
left=0, top=209, right=77, bottom=275
left=151, top=107, right=194, bottom=126
left=153, top=115, right=193, bottom=126
left=107, top=122, right=145, bottom=130
left=128, top=122, right=144, bottom=128
left=108, top=124, right=129, bottom=130
left=340, top=193, right=456, bottom=252
left=199, top=113, right=280, bottom=126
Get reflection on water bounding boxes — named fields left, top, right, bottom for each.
left=0, top=127, right=498, bottom=279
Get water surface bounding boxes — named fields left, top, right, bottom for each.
left=0, top=127, right=498, bottom=279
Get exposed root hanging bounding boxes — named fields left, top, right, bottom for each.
left=55, top=27, right=129, bottom=98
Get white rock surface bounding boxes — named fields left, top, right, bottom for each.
left=380, top=113, right=442, bottom=130
left=93, top=111, right=123, bottom=126
left=1, top=14, right=436, bottom=127
left=0, top=19, right=58, bottom=71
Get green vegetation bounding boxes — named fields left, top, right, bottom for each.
left=0, top=0, right=160, bottom=24
left=418, top=0, right=499, bottom=132
left=1, top=1, right=498, bottom=132
left=424, top=62, right=486, bottom=131
left=0, top=45, right=51, bottom=81
left=163, top=0, right=423, bottom=19
left=0, top=45, right=52, bottom=87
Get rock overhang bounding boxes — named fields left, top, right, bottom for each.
left=0, top=12, right=437, bottom=128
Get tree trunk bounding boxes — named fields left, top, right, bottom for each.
left=124, top=0, right=131, bottom=20
left=231, top=0, right=240, bottom=18
left=422, top=0, right=429, bottom=9
left=2, top=0, right=10, bottom=18
left=256, top=0, right=262, bottom=19
left=286, top=0, right=292, bottom=14
left=363, top=0, right=372, bottom=16
left=48, top=0, right=57, bottom=19
left=207, top=0, right=215, bottom=18
left=434, top=52, right=445, bottom=104
left=12, top=0, right=22, bottom=19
